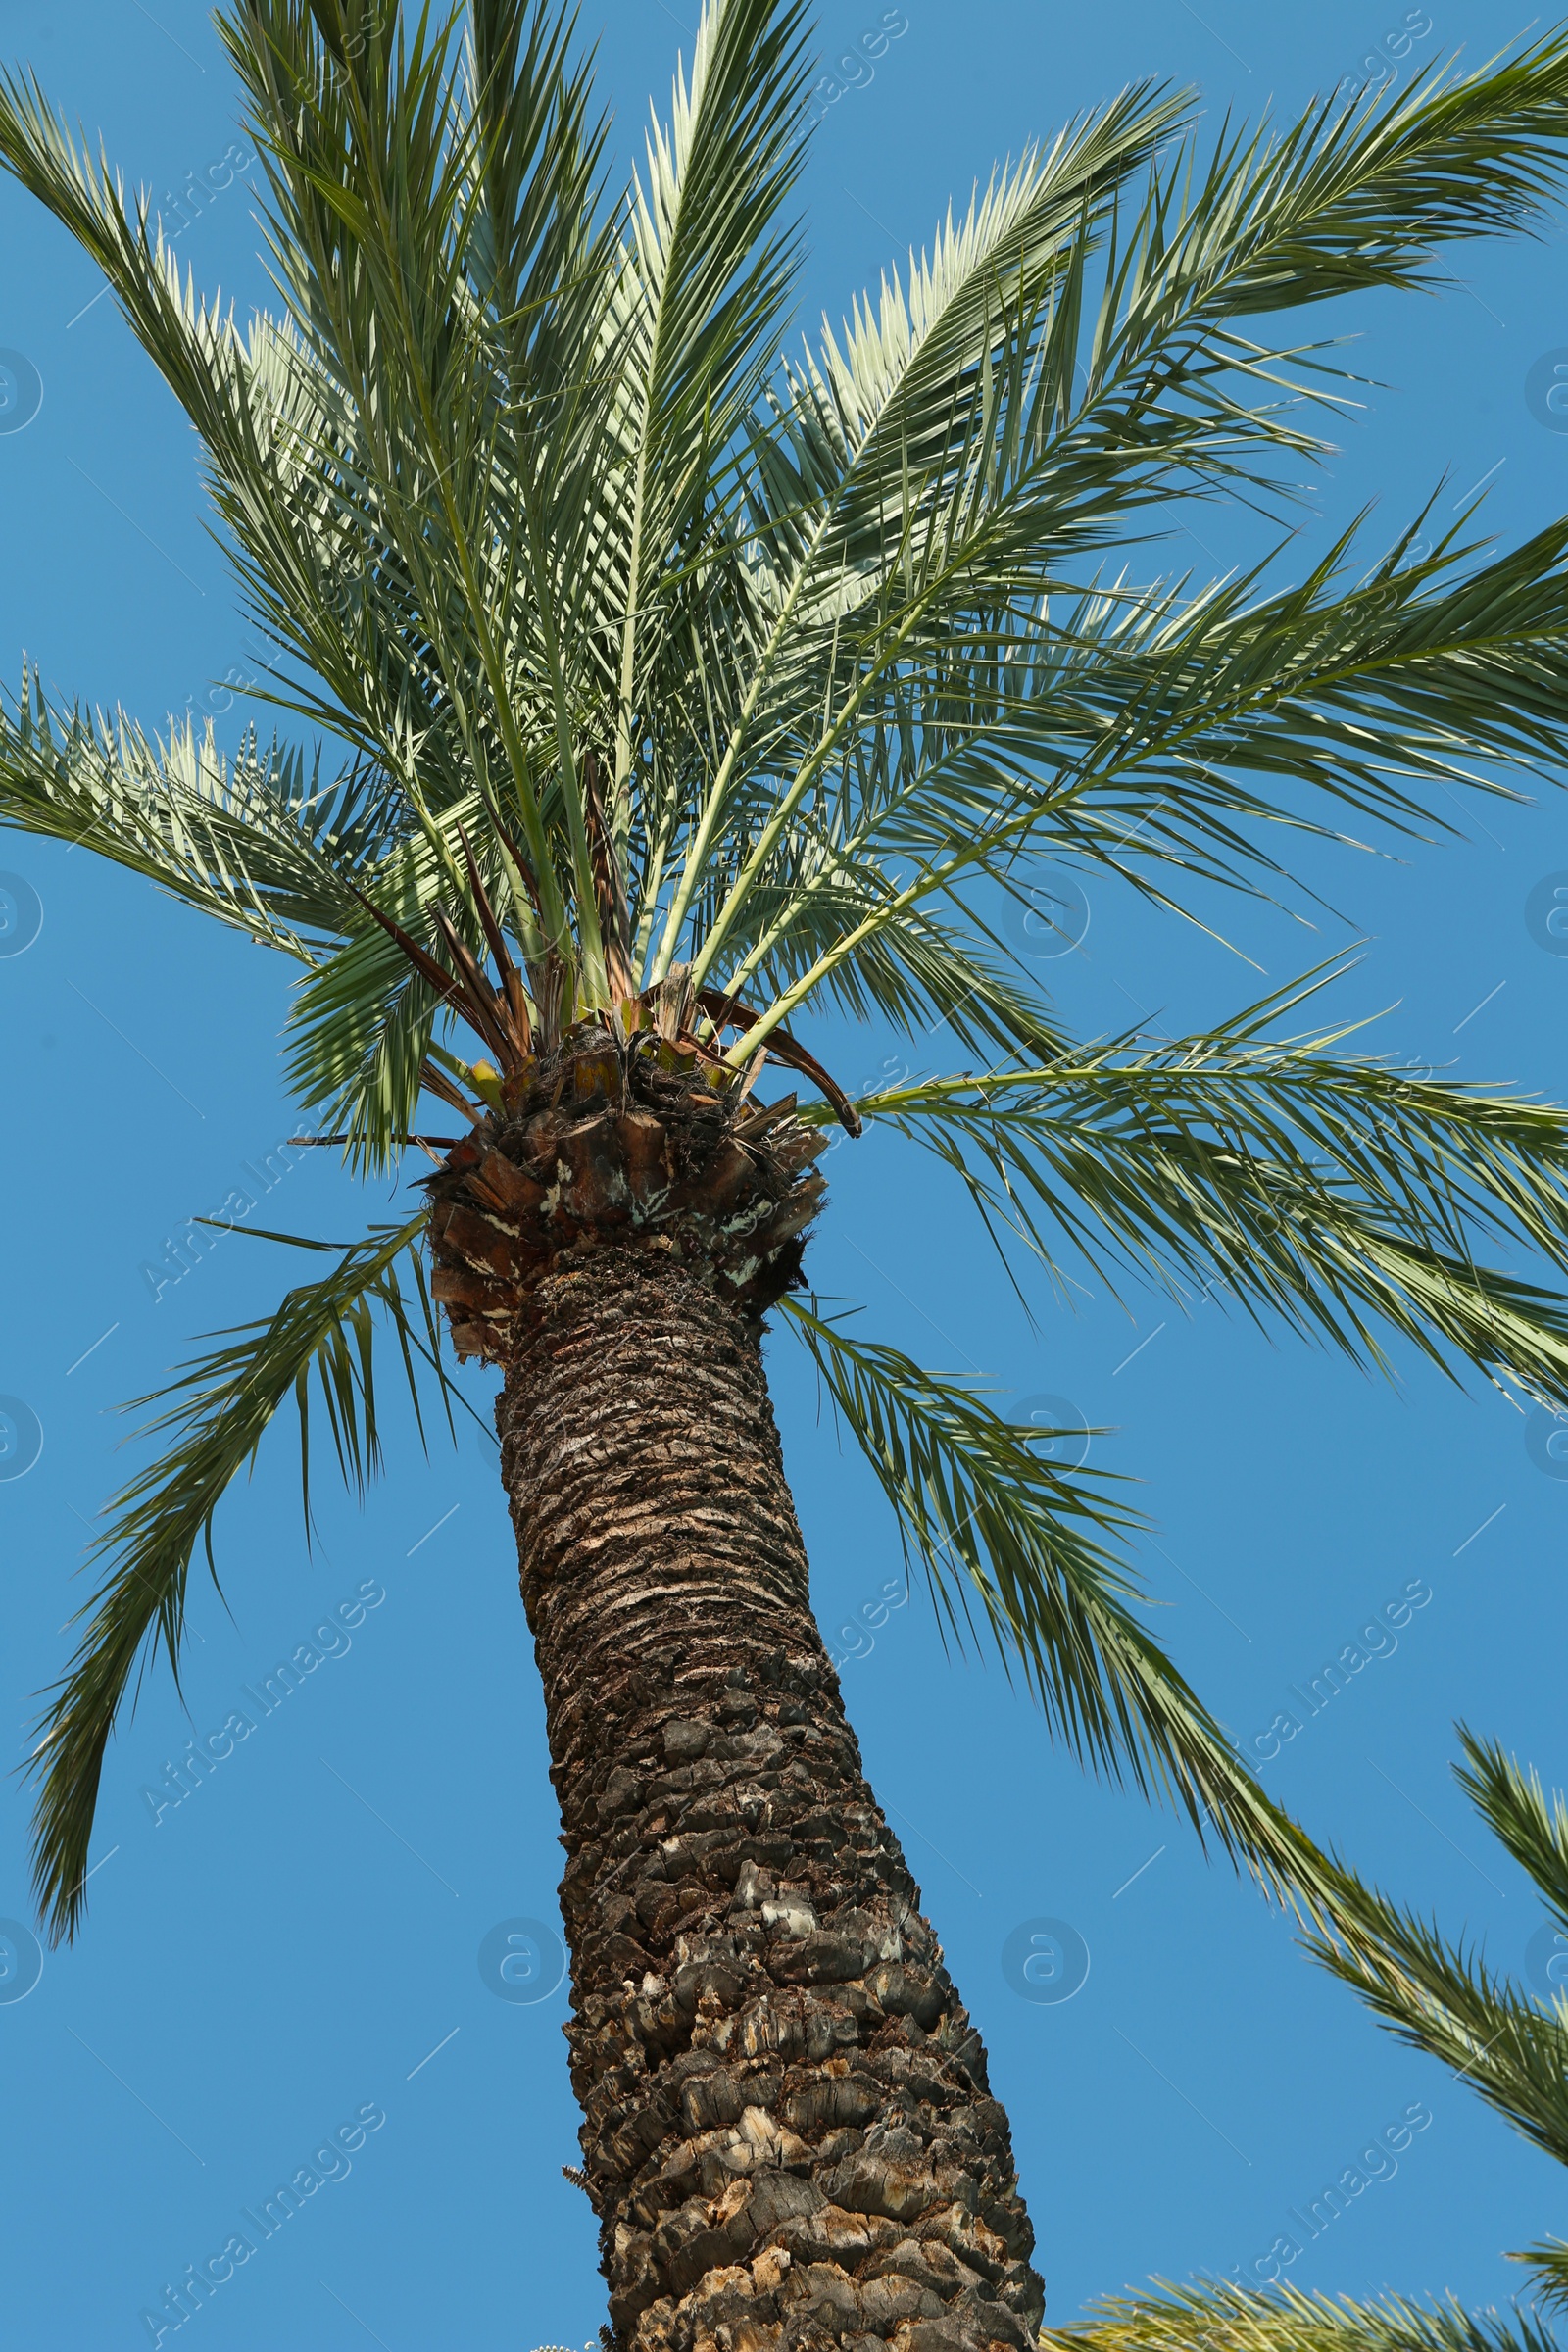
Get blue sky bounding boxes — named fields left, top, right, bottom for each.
left=2, top=1, right=1568, bottom=2345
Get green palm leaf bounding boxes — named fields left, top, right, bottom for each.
left=1052, top=1738, right=1568, bottom=2342
left=842, top=966, right=1568, bottom=1408
left=783, top=1298, right=1336, bottom=1915
left=29, top=1215, right=455, bottom=1943
left=1045, top=2280, right=1559, bottom=2352
left=0, top=667, right=386, bottom=956
left=606, top=0, right=815, bottom=804
left=1288, top=1729, right=1568, bottom=2324
left=659, top=31, right=1568, bottom=1020
left=1310, top=1730, right=1568, bottom=2180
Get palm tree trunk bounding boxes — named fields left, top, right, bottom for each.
left=497, top=1241, right=1045, bottom=2352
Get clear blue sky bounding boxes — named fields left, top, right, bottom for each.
left=2, top=1, right=1567, bottom=2345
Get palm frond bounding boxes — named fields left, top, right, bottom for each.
left=29, top=1214, right=455, bottom=1942
left=698, top=506, right=1568, bottom=1059
left=1045, top=2279, right=1559, bottom=2352
left=1314, top=1879, right=1568, bottom=2177
left=1455, top=1730, right=1568, bottom=1925
left=278, top=794, right=514, bottom=1165
left=662, top=34, right=1568, bottom=1012
left=1309, top=1728, right=1568, bottom=2176
left=654, top=78, right=1194, bottom=986
left=0, top=666, right=389, bottom=955
left=221, top=0, right=614, bottom=961
left=1518, top=2245, right=1568, bottom=2325
left=1293, top=1724, right=1568, bottom=2322
left=837, top=967, right=1568, bottom=1409
left=969, top=509, right=1568, bottom=889
left=783, top=1298, right=1340, bottom=1918
left=607, top=0, right=814, bottom=808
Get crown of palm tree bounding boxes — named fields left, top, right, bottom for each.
left=10, top=0, right=1568, bottom=1946
left=1050, top=1729, right=1568, bottom=2350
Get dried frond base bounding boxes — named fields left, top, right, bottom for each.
left=424, top=1026, right=828, bottom=1362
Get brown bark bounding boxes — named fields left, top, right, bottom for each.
left=497, top=1241, right=1045, bottom=2352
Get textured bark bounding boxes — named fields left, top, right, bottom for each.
left=497, top=1243, right=1046, bottom=2352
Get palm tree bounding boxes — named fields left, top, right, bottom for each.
left=1045, top=1730, right=1568, bottom=2352
left=11, top=5, right=1568, bottom=2343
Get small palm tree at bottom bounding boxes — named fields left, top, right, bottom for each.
left=1048, top=2284, right=1559, bottom=2352
left=1046, top=1731, right=1568, bottom=2352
